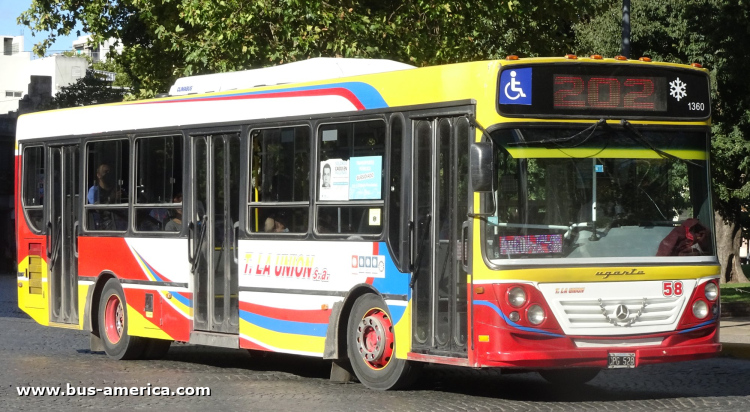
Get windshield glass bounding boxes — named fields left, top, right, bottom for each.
left=484, top=126, right=715, bottom=262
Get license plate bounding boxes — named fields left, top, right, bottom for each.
left=608, top=353, right=635, bottom=368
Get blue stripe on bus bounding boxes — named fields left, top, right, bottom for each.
left=169, top=291, right=192, bottom=308
left=239, top=310, right=328, bottom=337
left=677, top=318, right=716, bottom=333
left=473, top=300, right=566, bottom=338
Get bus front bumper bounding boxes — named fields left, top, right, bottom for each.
left=481, top=342, right=721, bottom=369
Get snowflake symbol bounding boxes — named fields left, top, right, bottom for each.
left=669, top=77, right=687, bottom=101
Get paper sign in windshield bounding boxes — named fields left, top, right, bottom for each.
left=349, top=156, right=382, bottom=200
left=319, top=159, right=349, bottom=200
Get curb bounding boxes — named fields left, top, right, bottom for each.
left=720, top=342, right=750, bottom=360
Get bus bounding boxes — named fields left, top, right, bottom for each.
left=16, top=56, right=720, bottom=390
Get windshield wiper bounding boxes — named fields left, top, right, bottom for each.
left=508, top=118, right=607, bottom=147
left=620, top=120, right=703, bottom=168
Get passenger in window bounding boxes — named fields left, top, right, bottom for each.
left=164, top=194, right=183, bottom=232
left=264, top=213, right=289, bottom=233
left=87, top=163, right=126, bottom=231
left=87, top=163, right=120, bottom=204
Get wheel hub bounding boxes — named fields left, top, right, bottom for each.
left=104, top=294, right=124, bottom=344
left=356, top=308, right=394, bottom=369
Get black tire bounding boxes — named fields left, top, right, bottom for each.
left=539, top=368, right=600, bottom=386
left=346, top=294, right=421, bottom=390
left=140, top=338, right=172, bottom=360
left=98, top=278, right=146, bottom=360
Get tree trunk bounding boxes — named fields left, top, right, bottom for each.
left=714, top=211, right=749, bottom=283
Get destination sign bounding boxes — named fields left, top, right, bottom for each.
left=497, top=64, right=710, bottom=120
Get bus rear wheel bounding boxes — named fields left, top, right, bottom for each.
left=346, top=294, right=420, bottom=390
left=98, top=278, right=146, bottom=360
left=539, top=368, right=600, bottom=386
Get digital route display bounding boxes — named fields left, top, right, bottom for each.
left=497, top=64, right=710, bottom=120
left=553, top=75, right=667, bottom=111
left=498, top=234, right=563, bottom=255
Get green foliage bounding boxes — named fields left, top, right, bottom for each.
left=44, top=71, right=127, bottom=109
left=19, top=0, right=602, bottom=98
left=575, top=0, right=750, bottom=225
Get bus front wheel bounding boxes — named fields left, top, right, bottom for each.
left=346, top=294, right=420, bottom=390
left=98, top=278, right=146, bottom=360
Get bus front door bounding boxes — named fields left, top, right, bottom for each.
left=411, top=116, right=470, bottom=356
left=48, top=145, right=80, bottom=325
left=191, top=134, right=240, bottom=335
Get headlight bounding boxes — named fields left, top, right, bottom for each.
left=704, top=282, right=718, bottom=301
left=509, top=311, right=520, bottom=322
left=508, top=287, right=527, bottom=307
left=693, top=300, right=709, bottom=319
left=527, top=304, right=546, bottom=325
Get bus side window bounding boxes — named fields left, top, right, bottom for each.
left=248, top=126, right=310, bottom=234
left=22, top=146, right=45, bottom=232
left=85, top=139, right=129, bottom=232
left=134, top=135, right=183, bottom=232
left=317, top=120, right=386, bottom=235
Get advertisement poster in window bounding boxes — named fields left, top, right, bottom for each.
left=349, top=156, right=382, bottom=200
left=319, top=159, right=349, bottom=200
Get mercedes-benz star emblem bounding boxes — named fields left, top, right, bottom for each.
left=615, top=304, right=630, bottom=321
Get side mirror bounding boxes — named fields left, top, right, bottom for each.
left=470, top=142, right=493, bottom=192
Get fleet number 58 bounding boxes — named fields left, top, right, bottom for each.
left=662, top=281, right=683, bottom=297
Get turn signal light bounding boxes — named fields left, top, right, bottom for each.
left=564, top=54, right=578, bottom=60
left=615, top=55, right=628, bottom=61
left=506, top=55, right=519, bottom=61
left=590, top=54, right=603, bottom=60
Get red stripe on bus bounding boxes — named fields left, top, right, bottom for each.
left=139, top=88, right=366, bottom=110
left=238, top=301, right=333, bottom=324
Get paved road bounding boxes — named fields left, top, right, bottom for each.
left=3, top=276, right=750, bottom=411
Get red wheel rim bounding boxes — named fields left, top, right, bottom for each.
left=104, top=294, right=124, bottom=344
left=356, top=307, right=394, bottom=370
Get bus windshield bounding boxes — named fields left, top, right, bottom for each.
left=484, top=126, right=715, bottom=263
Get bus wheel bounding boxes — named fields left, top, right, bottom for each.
left=98, top=278, right=145, bottom=360
left=346, top=294, right=421, bottom=390
left=539, top=368, right=600, bottom=386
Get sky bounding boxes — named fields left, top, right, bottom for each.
left=0, top=0, right=84, bottom=55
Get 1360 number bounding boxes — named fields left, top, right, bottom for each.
left=687, top=102, right=705, bottom=111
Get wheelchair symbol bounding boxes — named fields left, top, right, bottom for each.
left=504, top=71, right=527, bottom=100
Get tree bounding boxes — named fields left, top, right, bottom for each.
left=44, top=70, right=127, bottom=109
left=19, top=1, right=603, bottom=98
left=575, top=0, right=750, bottom=283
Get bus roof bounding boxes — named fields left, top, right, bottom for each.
left=16, top=57, right=709, bottom=142
left=168, top=58, right=415, bottom=97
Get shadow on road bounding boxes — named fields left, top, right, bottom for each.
left=144, top=343, right=750, bottom=402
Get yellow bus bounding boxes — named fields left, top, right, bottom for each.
left=16, top=56, right=719, bottom=390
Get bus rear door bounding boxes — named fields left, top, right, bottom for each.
left=190, top=133, right=241, bottom=336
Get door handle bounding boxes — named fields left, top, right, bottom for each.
left=233, top=221, right=240, bottom=264
left=46, top=221, right=52, bottom=259
left=461, top=220, right=470, bottom=272
left=187, top=222, right=195, bottom=263
left=73, top=221, right=79, bottom=258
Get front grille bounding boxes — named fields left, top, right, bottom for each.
left=557, top=296, right=684, bottom=328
